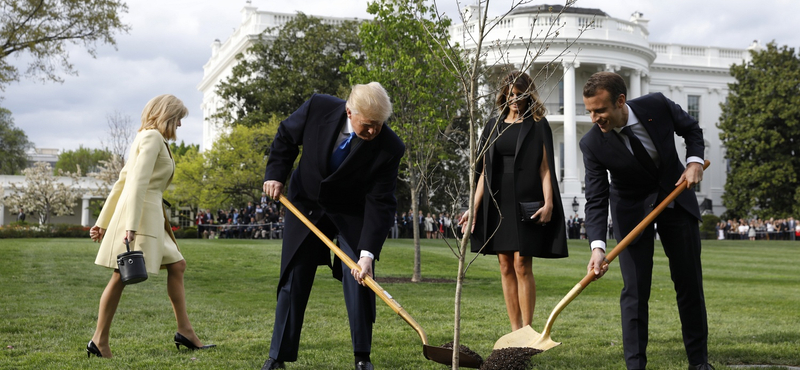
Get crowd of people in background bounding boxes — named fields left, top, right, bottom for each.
left=716, top=217, right=798, bottom=241
left=195, top=194, right=285, bottom=240
left=189, top=197, right=799, bottom=244
left=390, top=210, right=455, bottom=239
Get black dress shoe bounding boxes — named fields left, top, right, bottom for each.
left=262, top=357, right=285, bottom=370
left=355, top=360, right=374, bottom=370
left=174, top=332, right=216, bottom=350
left=688, top=364, right=715, bottom=370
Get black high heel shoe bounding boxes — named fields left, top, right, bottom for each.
left=174, top=332, right=216, bottom=350
left=86, top=340, right=102, bottom=358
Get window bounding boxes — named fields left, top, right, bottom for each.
left=687, top=95, right=700, bottom=121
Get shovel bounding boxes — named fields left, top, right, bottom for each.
left=278, top=197, right=483, bottom=368
left=493, top=160, right=710, bottom=351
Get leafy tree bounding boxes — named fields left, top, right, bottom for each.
left=169, top=141, right=199, bottom=157
left=55, top=145, right=112, bottom=173
left=166, top=145, right=206, bottom=212
left=3, top=162, right=82, bottom=224
left=168, top=119, right=279, bottom=211
left=343, top=0, right=466, bottom=282
left=719, top=42, right=800, bottom=219
left=0, top=0, right=130, bottom=89
left=213, top=13, right=362, bottom=127
left=0, top=107, right=32, bottom=174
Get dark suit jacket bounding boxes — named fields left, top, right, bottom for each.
left=580, top=92, right=704, bottom=242
left=264, top=94, right=405, bottom=286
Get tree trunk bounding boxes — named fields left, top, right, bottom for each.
left=452, top=237, right=468, bottom=369
left=410, top=162, right=422, bottom=283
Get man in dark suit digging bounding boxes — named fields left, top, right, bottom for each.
left=580, top=71, right=712, bottom=370
left=260, top=82, right=404, bottom=370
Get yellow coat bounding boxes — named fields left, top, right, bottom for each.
left=94, top=129, right=182, bottom=274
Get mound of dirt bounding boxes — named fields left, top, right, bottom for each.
left=480, top=347, right=542, bottom=370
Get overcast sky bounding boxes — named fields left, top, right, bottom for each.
left=4, top=0, right=799, bottom=153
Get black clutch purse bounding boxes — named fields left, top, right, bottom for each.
left=518, top=201, right=543, bottom=222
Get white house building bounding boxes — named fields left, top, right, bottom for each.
left=198, top=3, right=760, bottom=217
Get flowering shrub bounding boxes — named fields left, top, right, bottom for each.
left=0, top=222, right=90, bottom=238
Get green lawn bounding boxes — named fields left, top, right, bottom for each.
left=0, top=237, right=798, bottom=369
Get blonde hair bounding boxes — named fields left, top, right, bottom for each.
left=346, top=82, right=392, bottom=123
left=139, top=94, right=188, bottom=141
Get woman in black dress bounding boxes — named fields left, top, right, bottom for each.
left=460, top=71, right=568, bottom=331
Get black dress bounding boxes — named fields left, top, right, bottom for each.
left=487, top=122, right=524, bottom=252
left=471, top=116, right=568, bottom=258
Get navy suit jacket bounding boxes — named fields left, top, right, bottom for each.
left=264, top=94, right=405, bottom=285
left=579, top=92, right=704, bottom=243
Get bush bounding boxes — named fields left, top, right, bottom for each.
left=701, top=214, right=721, bottom=240
left=176, top=226, right=198, bottom=239
left=0, top=223, right=90, bottom=238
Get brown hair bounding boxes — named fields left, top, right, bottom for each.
left=583, top=71, right=627, bottom=104
left=139, top=94, right=188, bottom=141
left=495, top=71, right=546, bottom=121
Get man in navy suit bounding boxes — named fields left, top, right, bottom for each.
left=580, top=72, right=712, bottom=370
left=260, top=82, right=404, bottom=370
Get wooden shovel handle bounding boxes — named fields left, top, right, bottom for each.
left=578, top=159, right=711, bottom=288
left=278, top=197, right=429, bottom=346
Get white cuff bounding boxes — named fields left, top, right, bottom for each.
left=687, top=156, right=704, bottom=165
left=590, top=240, right=606, bottom=252
left=360, top=250, right=375, bottom=260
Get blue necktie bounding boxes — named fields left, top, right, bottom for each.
left=329, top=132, right=355, bottom=172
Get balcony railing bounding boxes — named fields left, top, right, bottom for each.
left=544, top=103, right=587, bottom=115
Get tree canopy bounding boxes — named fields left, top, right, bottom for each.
left=3, top=162, right=82, bottom=224
left=343, top=0, right=466, bottom=281
left=169, top=141, right=199, bottom=157
left=168, top=120, right=278, bottom=211
left=0, top=107, right=32, bottom=174
left=718, top=42, right=800, bottom=219
left=55, top=145, right=112, bottom=174
left=0, top=0, right=130, bottom=89
left=213, top=13, right=362, bottom=127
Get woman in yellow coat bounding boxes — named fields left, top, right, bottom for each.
left=87, top=94, right=213, bottom=358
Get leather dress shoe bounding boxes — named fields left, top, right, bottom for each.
left=355, top=360, right=374, bottom=370
left=688, top=364, right=715, bottom=370
left=262, top=357, right=285, bottom=370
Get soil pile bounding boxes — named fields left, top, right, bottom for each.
left=479, top=347, right=543, bottom=370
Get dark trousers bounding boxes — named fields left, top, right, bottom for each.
left=268, top=225, right=376, bottom=362
left=617, top=206, right=708, bottom=369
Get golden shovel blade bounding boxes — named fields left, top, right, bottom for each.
left=492, top=325, right=561, bottom=351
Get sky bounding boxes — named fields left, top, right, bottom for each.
left=4, top=0, right=800, bottom=153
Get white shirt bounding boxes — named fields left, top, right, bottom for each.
left=333, top=118, right=355, bottom=153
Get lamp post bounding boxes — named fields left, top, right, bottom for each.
left=572, top=196, right=579, bottom=214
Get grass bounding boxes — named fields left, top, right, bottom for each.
left=0, top=237, right=798, bottom=369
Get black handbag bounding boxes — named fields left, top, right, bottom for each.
left=518, top=201, right=544, bottom=222
left=117, top=238, right=148, bottom=285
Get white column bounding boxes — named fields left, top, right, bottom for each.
left=0, top=203, right=5, bottom=225
left=561, top=60, right=582, bottom=195
left=641, top=72, right=650, bottom=95
left=629, top=69, right=641, bottom=99
left=81, top=196, right=91, bottom=226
